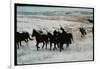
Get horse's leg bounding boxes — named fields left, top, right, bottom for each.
left=69, top=39, right=72, bottom=44
left=20, top=41, right=21, bottom=46
left=36, top=42, right=39, bottom=51
left=66, top=42, right=69, bottom=48
left=26, top=39, right=29, bottom=46
left=26, top=41, right=28, bottom=47
left=82, top=34, right=85, bottom=38
left=26, top=39, right=28, bottom=42
left=61, top=43, right=64, bottom=50
left=81, top=34, right=83, bottom=38
left=45, top=41, right=47, bottom=49
left=42, top=41, right=45, bottom=48
left=50, top=42, right=52, bottom=50
left=60, top=43, right=63, bottom=52
left=57, top=43, right=59, bottom=48
left=53, top=43, right=57, bottom=50
left=25, top=39, right=28, bottom=46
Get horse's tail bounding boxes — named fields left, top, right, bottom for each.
left=28, top=34, right=33, bottom=40
left=29, top=37, right=33, bottom=40
left=29, top=36, right=33, bottom=40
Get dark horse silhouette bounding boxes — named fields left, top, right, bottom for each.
left=32, top=29, right=48, bottom=51
left=47, top=27, right=73, bottom=52
left=47, top=30, right=59, bottom=50
left=79, top=27, right=87, bottom=38
left=57, top=27, right=73, bottom=52
left=16, top=32, right=33, bottom=48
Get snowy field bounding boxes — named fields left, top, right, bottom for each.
left=16, top=14, right=93, bottom=65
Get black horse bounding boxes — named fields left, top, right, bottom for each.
left=60, top=27, right=73, bottom=44
left=32, top=29, right=48, bottom=51
left=16, top=32, right=33, bottom=48
left=47, top=30, right=59, bottom=50
left=47, top=27, right=73, bottom=52
left=57, top=27, right=73, bottom=52
left=79, top=27, right=87, bottom=38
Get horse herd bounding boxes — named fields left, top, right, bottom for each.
left=16, top=27, right=88, bottom=52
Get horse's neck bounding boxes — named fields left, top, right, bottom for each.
left=48, top=33, right=52, bottom=38
left=35, top=33, right=40, bottom=37
left=35, top=32, right=43, bottom=38
left=34, top=31, right=39, bottom=35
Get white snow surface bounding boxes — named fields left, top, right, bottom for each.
left=17, top=14, right=93, bottom=65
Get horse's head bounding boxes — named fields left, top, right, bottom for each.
left=53, top=30, right=60, bottom=37
left=53, top=30, right=57, bottom=34
left=32, top=29, right=37, bottom=37
left=60, top=27, right=64, bottom=31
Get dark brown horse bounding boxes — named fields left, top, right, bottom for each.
left=32, top=29, right=48, bottom=51
left=47, top=27, right=73, bottom=52
left=57, top=27, right=73, bottom=52
left=47, top=30, right=59, bottom=50
left=16, top=32, right=33, bottom=48
left=79, top=27, right=87, bottom=38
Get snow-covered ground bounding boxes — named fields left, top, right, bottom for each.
left=16, top=14, right=93, bottom=65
